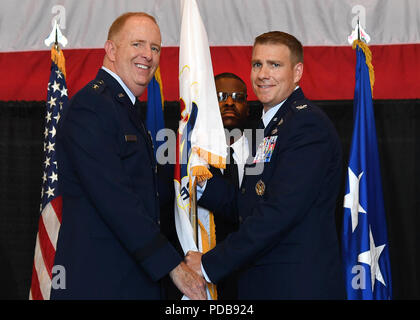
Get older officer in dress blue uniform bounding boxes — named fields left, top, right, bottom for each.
left=51, top=12, right=206, bottom=300
left=186, top=31, right=345, bottom=299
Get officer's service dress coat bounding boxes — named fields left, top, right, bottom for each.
left=199, top=88, right=345, bottom=299
left=51, top=69, right=181, bottom=299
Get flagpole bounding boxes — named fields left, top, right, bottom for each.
left=190, top=180, right=199, bottom=246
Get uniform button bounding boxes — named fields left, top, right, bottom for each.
left=239, top=216, right=243, bottom=224
left=157, top=219, right=160, bottom=225
left=241, top=187, right=246, bottom=194
left=156, top=192, right=159, bottom=197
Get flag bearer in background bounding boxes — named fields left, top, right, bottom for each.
left=186, top=31, right=345, bottom=299
left=165, top=72, right=250, bottom=300
left=212, top=72, right=250, bottom=299
left=52, top=12, right=206, bottom=300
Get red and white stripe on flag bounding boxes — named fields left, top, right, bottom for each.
left=0, top=0, right=419, bottom=101
left=30, top=197, right=62, bottom=300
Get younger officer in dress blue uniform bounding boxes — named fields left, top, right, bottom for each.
left=186, top=31, right=345, bottom=299
left=52, top=12, right=206, bottom=300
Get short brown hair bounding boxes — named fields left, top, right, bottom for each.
left=107, top=12, right=158, bottom=41
left=254, top=31, right=303, bottom=66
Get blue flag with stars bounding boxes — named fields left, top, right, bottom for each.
left=341, top=41, right=392, bottom=300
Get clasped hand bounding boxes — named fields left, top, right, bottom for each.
left=185, top=250, right=203, bottom=277
left=169, top=251, right=205, bottom=300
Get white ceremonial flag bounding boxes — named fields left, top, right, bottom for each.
left=174, top=0, right=227, bottom=300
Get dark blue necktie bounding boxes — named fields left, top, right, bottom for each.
left=223, top=147, right=239, bottom=189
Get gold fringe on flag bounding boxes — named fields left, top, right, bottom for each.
left=191, top=146, right=226, bottom=182
left=192, top=165, right=213, bottom=183
left=198, top=214, right=218, bottom=300
left=51, top=45, right=67, bottom=79
left=197, top=147, right=226, bottom=170
left=352, top=40, right=375, bottom=96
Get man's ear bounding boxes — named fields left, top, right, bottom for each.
left=293, top=62, right=304, bottom=84
left=104, top=40, right=117, bottom=62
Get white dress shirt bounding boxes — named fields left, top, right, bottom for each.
left=101, top=66, right=136, bottom=105
left=222, top=134, right=249, bottom=187
left=261, top=86, right=299, bottom=128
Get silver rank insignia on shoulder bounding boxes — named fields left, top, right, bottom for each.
left=296, top=104, right=307, bottom=110
left=255, top=179, right=265, bottom=196
left=92, top=80, right=104, bottom=90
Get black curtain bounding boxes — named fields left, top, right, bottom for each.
left=0, top=99, right=419, bottom=299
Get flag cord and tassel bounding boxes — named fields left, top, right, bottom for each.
left=51, top=45, right=67, bottom=79
left=352, top=40, right=375, bottom=95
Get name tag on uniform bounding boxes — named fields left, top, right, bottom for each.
left=125, top=134, right=137, bottom=142
left=253, top=136, right=277, bottom=163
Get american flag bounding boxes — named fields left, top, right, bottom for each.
left=29, top=46, right=68, bottom=300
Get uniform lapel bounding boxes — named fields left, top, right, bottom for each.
left=96, top=69, right=155, bottom=157
left=264, top=105, right=290, bottom=137
left=125, top=97, right=155, bottom=154
left=117, top=93, right=143, bottom=132
left=263, top=88, right=305, bottom=137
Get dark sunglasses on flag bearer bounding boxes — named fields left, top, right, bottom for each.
left=217, top=92, right=247, bottom=103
